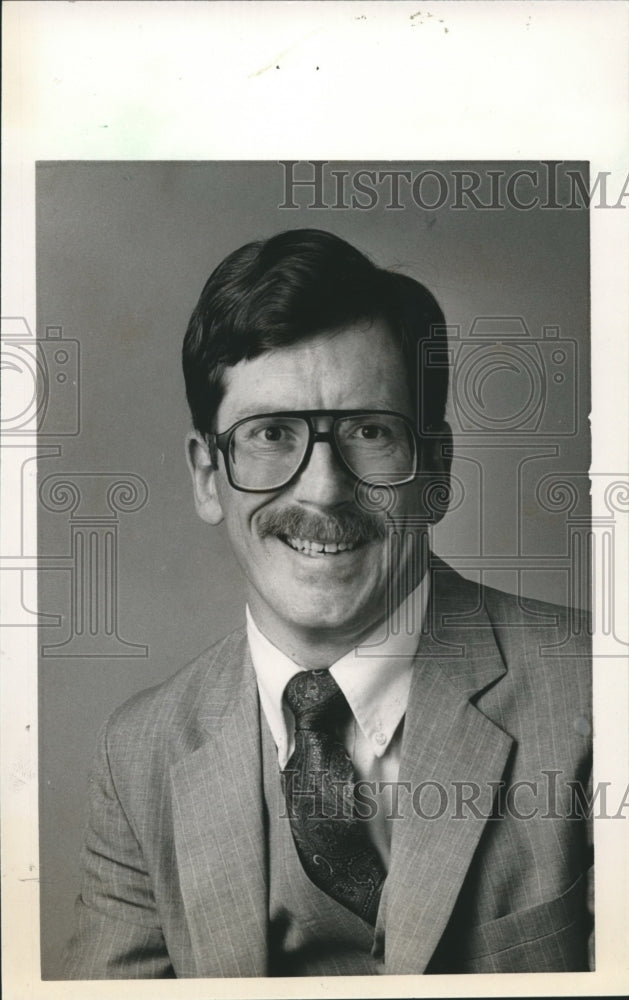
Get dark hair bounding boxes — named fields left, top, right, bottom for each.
left=182, top=228, right=448, bottom=436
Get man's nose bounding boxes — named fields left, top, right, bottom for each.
left=290, top=435, right=354, bottom=507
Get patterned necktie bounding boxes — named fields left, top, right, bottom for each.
left=282, top=669, right=386, bottom=926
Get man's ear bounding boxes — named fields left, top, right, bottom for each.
left=185, top=431, right=225, bottom=525
left=430, top=421, right=453, bottom=478
left=422, top=421, right=453, bottom=526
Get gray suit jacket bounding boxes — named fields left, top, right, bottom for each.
left=63, top=558, right=593, bottom=977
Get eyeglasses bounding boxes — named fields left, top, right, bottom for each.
left=206, top=409, right=421, bottom=493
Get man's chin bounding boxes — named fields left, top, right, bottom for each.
left=254, top=535, right=388, bottom=636
left=270, top=586, right=387, bottom=638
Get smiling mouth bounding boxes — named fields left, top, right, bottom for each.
left=279, top=535, right=362, bottom=556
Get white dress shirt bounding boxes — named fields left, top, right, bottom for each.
left=247, top=575, right=429, bottom=868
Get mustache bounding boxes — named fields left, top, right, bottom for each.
left=257, top=505, right=386, bottom=545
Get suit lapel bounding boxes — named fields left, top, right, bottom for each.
left=170, top=636, right=269, bottom=977
left=383, top=560, right=514, bottom=973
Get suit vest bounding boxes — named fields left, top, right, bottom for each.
left=260, top=709, right=385, bottom=975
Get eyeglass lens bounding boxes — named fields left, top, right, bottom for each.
left=228, top=414, right=416, bottom=489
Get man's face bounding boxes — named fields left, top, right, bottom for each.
left=188, top=320, right=447, bottom=651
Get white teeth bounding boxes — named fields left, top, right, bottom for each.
left=285, top=537, right=356, bottom=555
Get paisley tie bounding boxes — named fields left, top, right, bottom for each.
left=282, top=669, right=386, bottom=925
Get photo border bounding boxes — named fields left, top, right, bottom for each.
left=2, top=2, right=628, bottom=998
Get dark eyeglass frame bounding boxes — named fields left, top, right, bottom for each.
left=206, top=408, right=422, bottom=493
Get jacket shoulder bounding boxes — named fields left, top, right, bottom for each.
left=482, top=582, right=591, bottom=659
left=430, top=557, right=591, bottom=707
left=431, top=556, right=591, bottom=655
left=103, top=626, right=248, bottom=760
left=479, top=582, right=591, bottom=735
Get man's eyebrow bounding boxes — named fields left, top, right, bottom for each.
left=228, top=407, right=296, bottom=422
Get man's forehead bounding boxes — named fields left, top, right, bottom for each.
left=217, top=322, right=409, bottom=425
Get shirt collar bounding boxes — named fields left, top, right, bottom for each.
left=247, top=574, right=430, bottom=767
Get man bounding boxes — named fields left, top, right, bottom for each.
left=63, top=228, right=592, bottom=977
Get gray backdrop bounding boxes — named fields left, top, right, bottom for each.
left=37, top=161, right=589, bottom=977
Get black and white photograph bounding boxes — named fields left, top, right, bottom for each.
left=2, top=4, right=628, bottom=1000
left=36, top=159, right=597, bottom=980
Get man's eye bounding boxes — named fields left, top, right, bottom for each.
left=261, top=426, right=284, bottom=442
left=248, top=423, right=295, bottom=444
left=354, top=424, right=388, bottom=440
